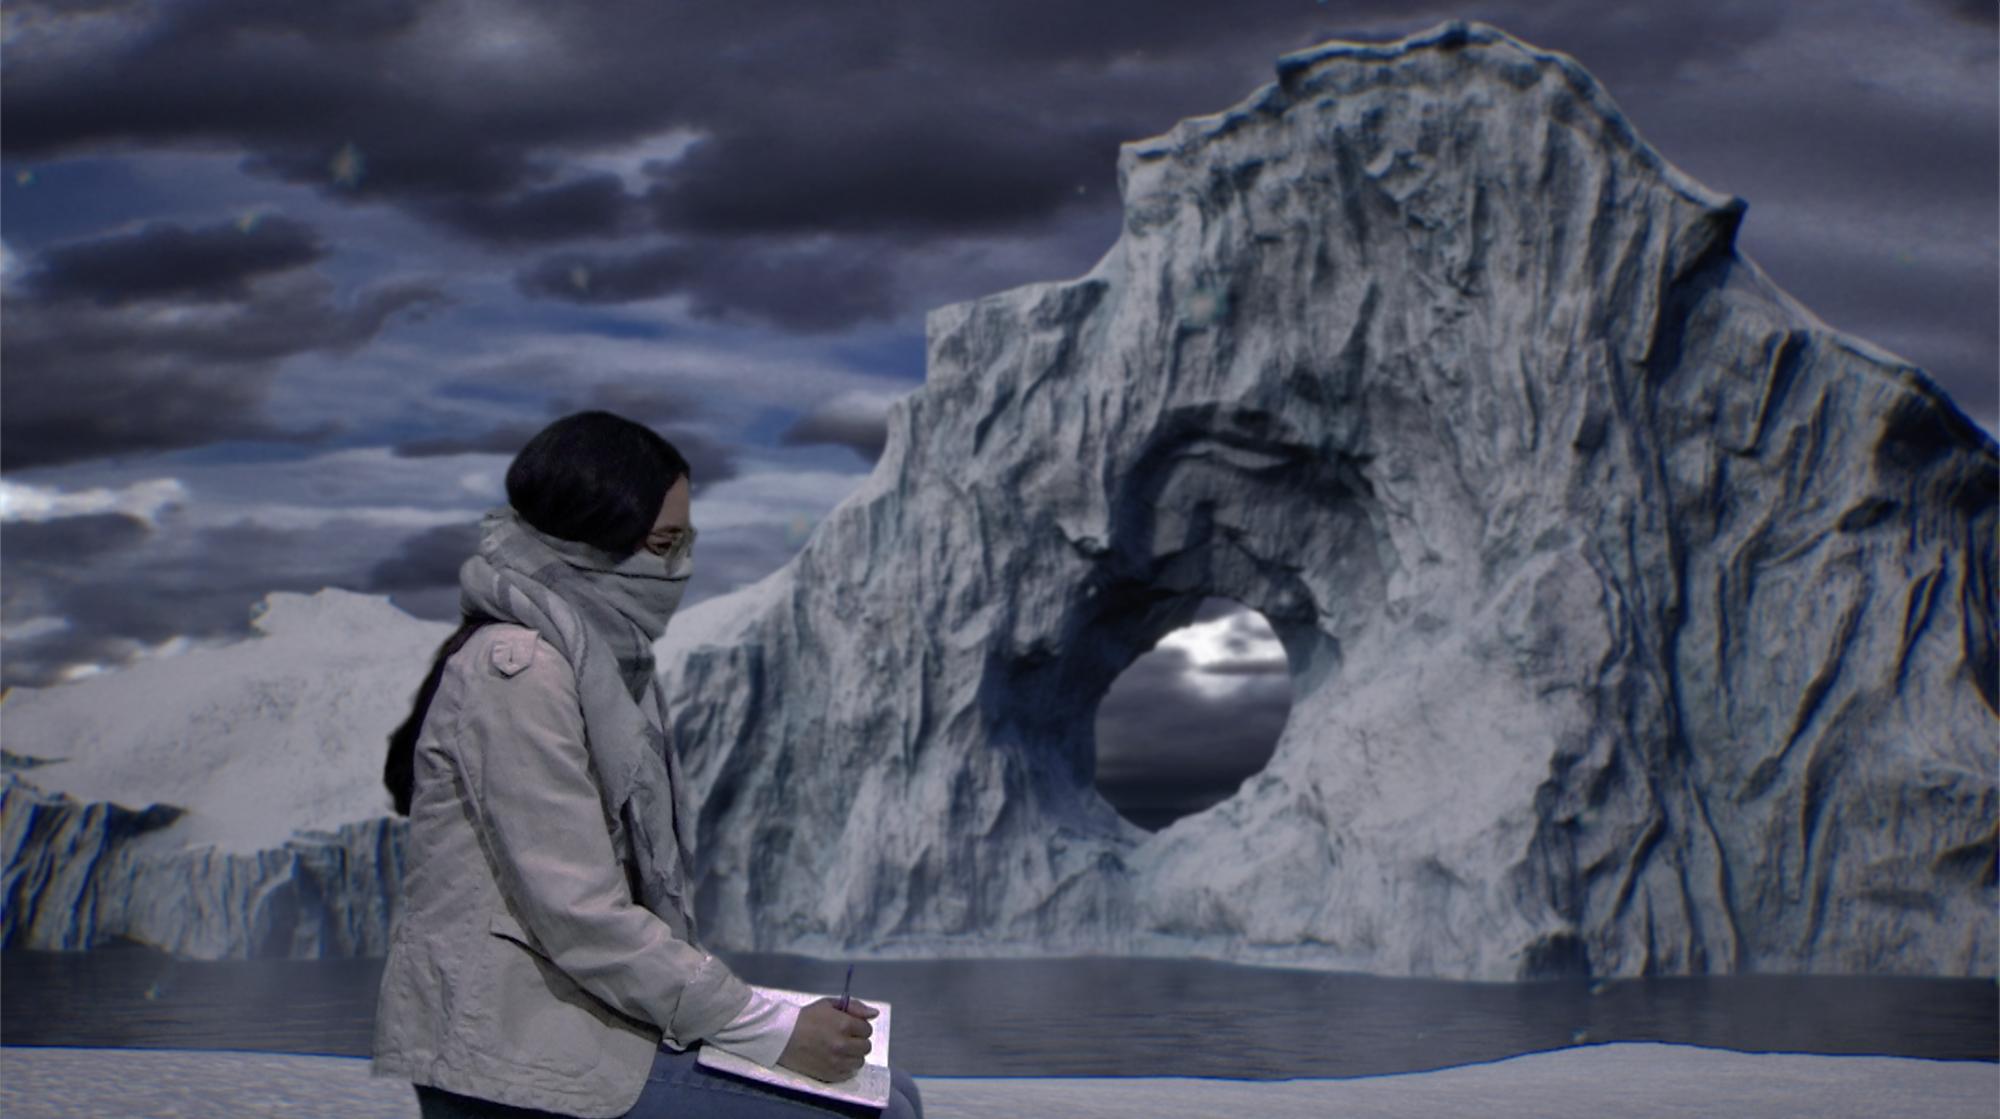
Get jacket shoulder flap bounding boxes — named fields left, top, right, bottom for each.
left=486, top=625, right=542, bottom=678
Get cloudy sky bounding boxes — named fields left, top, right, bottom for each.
left=2, top=0, right=1994, bottom=829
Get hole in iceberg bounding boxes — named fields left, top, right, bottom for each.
left=1091, top=595, right=1292, bottom=831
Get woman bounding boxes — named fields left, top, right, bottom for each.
left=374, top=410, right=923, bottom=1119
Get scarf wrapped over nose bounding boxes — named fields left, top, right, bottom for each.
left=456, top=504, right=703, bottom=945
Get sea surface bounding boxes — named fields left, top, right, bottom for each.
left=3, top=943, right=1993, bottom=1078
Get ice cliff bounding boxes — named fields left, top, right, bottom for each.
left=2, top=772, right=404, bottom=957
left=3, top=21, right=1993, bottom=977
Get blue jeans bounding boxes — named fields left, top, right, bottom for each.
left=413, top=1046, right=924, bottom=1119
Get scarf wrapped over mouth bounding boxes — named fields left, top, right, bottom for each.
left=456, top=504, right=703, bottom=944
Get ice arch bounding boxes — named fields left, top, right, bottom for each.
left=664, top=21, right=1997, bottom=979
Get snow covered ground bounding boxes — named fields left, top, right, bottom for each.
left=3, top=1043, right=1993, bottom=1118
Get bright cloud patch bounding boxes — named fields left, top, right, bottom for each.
left=1155, top=606, right=1288, bottom=700
left=0, top=477, right=188, bottom=524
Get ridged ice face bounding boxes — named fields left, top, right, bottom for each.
left=655, top=20, right=1994, bottom=979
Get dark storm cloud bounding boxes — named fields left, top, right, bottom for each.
left=392, top=377, right=742, bottom=488
left=0, top=0, right=1782, bottom=226
left=389, top=424, right=547, bottom=458
left=0, top=513, right=154, bottom=562
left=158, top=0, right=428, bottom=46
left=6, top=0, right=472, bottom=156
left=516, top=237, right=901, bottom=332
left=22, top=215, right=326, bottom=305
left=895, top=0, right=1790, bottom=109
left=0, top=206, right=445, bottom=470
left=1630, top=64, right=1999, bottom=213
left=643, top=111, right=1130, bottom=238
left=1484, top=0, right=1786, bottom=86
left=1, top=507, right=180, bottom=688
left=1932, top=0, right=1998, bottom=25
left=1, top=266, right=447, bottom=470
left=899, top=0, right=1329, bottom=64
left=2, top=626, right=154, bottom=691
left=1, top=0, right=1819, bottom=336
left=417, top=173, right=639, bottom=245
left=554, top=378, right=705, bottom=428
left=8, top=512, right=477, bottom=685
left=778, top=421, right=884, bottom=466
left=514, top=245, right=692, bottom=303
left=364, top=519, right=478, bottom=593
left=779, top=404, right=889, bottom=466
left=0, top=516, right=295, bottom=689
left=0, top=0, right=1436, bottom=298
left=4, top=0, right=648, bottom=244
left=677, top=245, right=903, bottom=335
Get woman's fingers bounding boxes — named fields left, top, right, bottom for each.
left=779, top=999, right=874, bottom=1081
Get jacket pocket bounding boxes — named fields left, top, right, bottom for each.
left=481, top=910, right=609, bottom=1078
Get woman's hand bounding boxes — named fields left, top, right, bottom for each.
left=776, top=997, right=877, bottom=1082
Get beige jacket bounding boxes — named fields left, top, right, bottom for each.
left=372, top=623, right=754, bottom=1117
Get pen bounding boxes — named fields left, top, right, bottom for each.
left=837, top=964, right=853, bottom=1013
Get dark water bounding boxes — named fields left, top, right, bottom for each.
left=3, top=943, right=1994, bottom=1078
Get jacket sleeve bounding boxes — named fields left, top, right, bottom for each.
left=676, top=986, right=801, bottom=1069
left=451, top=629, right=754, bottom=1043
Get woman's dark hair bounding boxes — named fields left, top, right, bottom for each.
left=383, top=410, right=691, bottom=815
left=504, top=409, right=692, bottom=556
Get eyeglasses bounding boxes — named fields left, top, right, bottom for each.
left=642, top=525, right=697, bottom=563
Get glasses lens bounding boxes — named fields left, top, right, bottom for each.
left=665, top=527, right=695, bottom=562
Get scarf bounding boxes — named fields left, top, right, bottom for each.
left=456, top=504, right=703, bottom=945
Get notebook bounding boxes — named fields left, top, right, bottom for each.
left=695, top=984, right=893, bottom=1110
